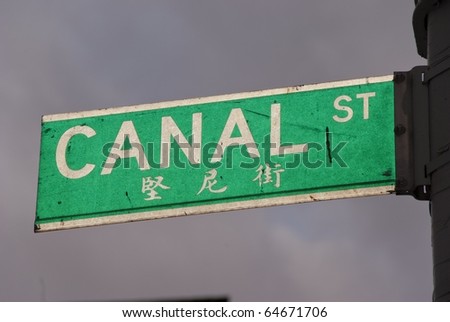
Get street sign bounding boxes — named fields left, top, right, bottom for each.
left=36, top=76, right=395, bottom=232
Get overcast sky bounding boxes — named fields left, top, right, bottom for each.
left=0, top=0, right=432, bottom=301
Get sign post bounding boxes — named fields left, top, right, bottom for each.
left=36, top=76, right=396, bottom=232
left=413, top=0, right=450, bottom=301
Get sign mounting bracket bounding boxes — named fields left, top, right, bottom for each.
left=394, top=66, right=431, bottom=200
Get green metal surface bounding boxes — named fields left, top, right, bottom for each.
left=36, top=76, right=395, bottom=231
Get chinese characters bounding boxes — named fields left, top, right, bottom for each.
left=142, top=176, right=170, bottom=200
left=253, top=163, right=284, bottom=188
left=142, top=164, right=285, bottom=201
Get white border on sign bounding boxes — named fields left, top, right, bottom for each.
left=36, top=185, right=394, bottom=232
left=42, top=75, right=393, bottom=122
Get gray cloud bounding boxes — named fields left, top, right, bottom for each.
left=0, top=0, right=431, bottom=301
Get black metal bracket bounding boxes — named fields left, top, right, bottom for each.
left=394, top=66, right=431, bottom=200
left=423, top=55, right=450, bottom=82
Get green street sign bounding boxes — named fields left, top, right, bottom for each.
left=36, top=76, right=395, bottom=232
